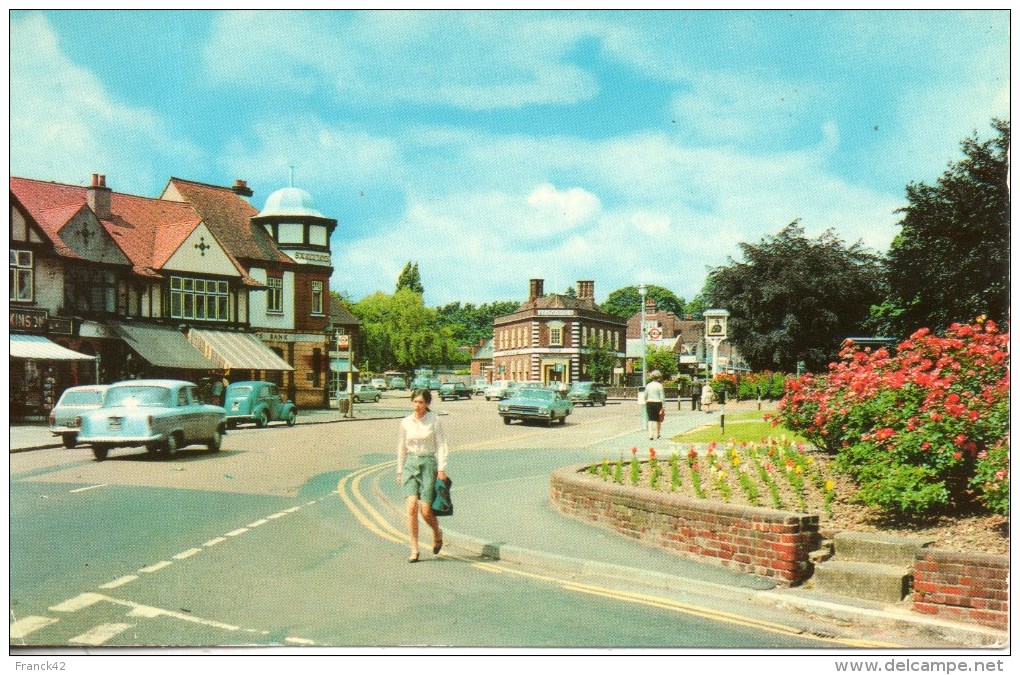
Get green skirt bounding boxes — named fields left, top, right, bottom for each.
left=402, top=454, right=438, bottom=503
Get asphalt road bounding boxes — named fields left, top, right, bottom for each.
left=8, top=394, right=952, bottom=650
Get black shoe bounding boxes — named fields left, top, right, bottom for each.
left=433, top=539, right=443, bottom=555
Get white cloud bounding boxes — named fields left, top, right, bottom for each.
left=9, top=13, right=200, bottom=193
left=525, top=183, right=601, bottom=231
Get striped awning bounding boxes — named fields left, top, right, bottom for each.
left=330, top=358, right=359, bottom=373
left=189, top=329, right=293, bottom=371
left=10, top=334, right=96, bottom=360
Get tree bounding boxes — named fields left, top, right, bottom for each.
left=601, top=285, right=686, bottom=319
left=435, top=300, right=520, bottom=347
left=584, top=338, right=619, bottom=384
left=352, top=289, right=454, bottom=371
left=645, top=344, right=679, bottom=380
left=877, top=119, right=1010, bottom=337
left=706, top=221, right=883, bottom=372
left=395, top=261, right=424, bottom=294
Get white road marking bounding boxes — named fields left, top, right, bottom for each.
left=10, top=616, right=58, bottom=639
left=173, top=548, right=202, bottom=560
left=246, top=519, right=268, bottom=528
left=203, top=537, right=227, bottom=547
left=225, top=528, right=249, bottom=537
left=50, top=592, right=104, bottom=612
left=69, top=622, right=132, bottom=646
left=99, top=575, right=138, bottom=589
left=69, top=483, right=108, bottom=494
left=267, top=512, right=288, bottom=519
left=284, top=506, right=301, bottom=513
left=139, top=561, right=172, bottom=573
left=285, top=636, right=316, bottom=645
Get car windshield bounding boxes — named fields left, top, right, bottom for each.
left=228, top=386, right=253, bottom=398
left=59, top=391, right=104, bottom=406
left=517, top=389, right=556, bottom=402
left=105, top=386, right=172, bottom=408
left=569, top=383, right=592, bottom=392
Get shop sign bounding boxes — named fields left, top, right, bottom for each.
left=48, top=318, right=74, bottom=335
left=10, top=308, right=48, bottom=331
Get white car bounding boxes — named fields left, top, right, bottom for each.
left=484, top=380, right=511, bottom=401
left=370, top=378, right=388, bottom=391
left=49, top=384, right=108, bottom=448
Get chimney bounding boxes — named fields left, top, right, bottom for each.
left=231, top=179, right=254, bottom=197
left=645, top=297, right=658, bottom=314
left=529, top=279, right=544, bottom=301
left=86, top=173, right=111, bottom=220
left=577, top=280, right=594, bottom=300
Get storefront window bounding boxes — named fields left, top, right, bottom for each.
left=10, top=250, right=33, bottom=302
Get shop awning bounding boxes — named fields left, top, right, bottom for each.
left=10, top=335, right=96, bottom=360
left=114, top=323, right=218, bottom=370
left=330, top=358, right=359, bottom=373
left=189, top=329, right=294, bottom=371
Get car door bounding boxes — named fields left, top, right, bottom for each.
left=264, top=384, right=282, bottom=421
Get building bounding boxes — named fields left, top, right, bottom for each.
left=469, top=338, right=493, bottom=382
left=491, top=279, right=626, bottom=386
left=9, top=173, right=338, bottom=418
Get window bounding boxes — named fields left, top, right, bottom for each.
left=170, top=276, right=229, bottom=321
left=267, top=276, right=283, bottom=314
left=550, top=327, right=562, bottom=346
left=311, top=281, right=324, bottom=315
left=64, top=268, right=117, bottom=314
left=10, top=250, right=33, bottom=302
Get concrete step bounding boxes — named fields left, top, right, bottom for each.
left=810, top=559, right=912, bottom=603
left=832, top=531, right=934, bottom=566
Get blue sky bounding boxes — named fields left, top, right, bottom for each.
left=9, top=9, right=1010, bottom=307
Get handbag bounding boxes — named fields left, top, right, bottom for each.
left=657, top=407, right=666, bottom=422
left=432, top=476, right=453, bottom=516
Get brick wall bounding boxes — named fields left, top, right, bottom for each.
left=912, top=549, right=1009, bottom=629
left=550, top=465, right=820, bottom=585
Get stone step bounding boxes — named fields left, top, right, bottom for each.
left=832, top=531, right=934, bottom=566
left=811, top=559, right=912, bottom=603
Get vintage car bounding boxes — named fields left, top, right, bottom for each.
left=387, top=376, right=407, bottom=390
left=224, top=381, right=297, bottom=428
left=498, top=387, right=573, bottom=426
left=76, top=379, right=227, bottom=461
left=567, top=381, right=608, bottom=406
left=49, top=384, right=108, bottom=448
left=352, top=384, right=383, bottom=402
left=471, top=378, right=489, bottom=396
left=438, top=381, right=471, bottom=401
left=370, top=377, right=389, bottom=391
left=483, top=380, right=511, bottom=401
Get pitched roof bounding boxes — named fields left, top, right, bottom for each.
left=164, top=178, right=291, bottom=264
left=521, top=293, right=599, bottom=311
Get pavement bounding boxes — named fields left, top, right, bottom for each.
left=8, top=398, right=1008, bottom=648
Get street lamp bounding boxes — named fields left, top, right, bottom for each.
left=638, top=284, right=648, bottom=389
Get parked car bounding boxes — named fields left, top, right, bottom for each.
left=471, top=378, right=489, bottom=396
left=48, top=384, right=108, bottom=448
left=498, top=387, right=573, bottom=426
left=484, top=380, right=512, bottom=401
left=411, top=376, right=441, bottom=390
left=439, top=382, right=471, bottom=401
left=567, top=381, right=608, bottom=406
left=76, top=380, right=227, bottom=461
left=429, top=378, right=443, bottom=390
left=224, top=381, right=296, bottom=429
left=370, top=377, right=389, bottom=391
left=352, top=384, right=382, bottom=402
left=387, top=376, right=407, bottom=390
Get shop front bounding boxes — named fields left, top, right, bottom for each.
left=10, top=334, right=97, bottom=422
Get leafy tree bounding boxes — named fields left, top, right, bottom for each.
left=330, top=290, right=354, bottom=310
left=352, top=289, right=454, bottom=371
left=395, top=261, right=424, bottom=294
left=645, top=344, right=679, bottom=380
left=435, top=300, right=520, bottom=347
left=601, top=285, right=686, bottom=319
left=706, top=221, right=883, bottom=372
left=584, top=338, right=619, bottom=384
left=877, top=119, right=1010, bottom=337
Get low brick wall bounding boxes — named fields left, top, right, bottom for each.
left=550, top=464, right=820, bottom=585
left=912, top=548, right=1009, bottom=629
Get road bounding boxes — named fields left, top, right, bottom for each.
left=8, top=393, right=930, bottom=649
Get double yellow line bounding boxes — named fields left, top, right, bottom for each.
left=337, top=459, right=901, bottom=649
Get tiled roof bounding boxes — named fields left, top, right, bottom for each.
left=165, top=178, right=291, bottom=264
left=520, top=294, right=600, bottom=311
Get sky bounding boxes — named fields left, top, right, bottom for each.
left=8, top=9, right=1011, bottom=308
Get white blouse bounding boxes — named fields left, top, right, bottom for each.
left=396, top=411, right=448, bottom=473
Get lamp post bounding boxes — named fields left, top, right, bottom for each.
left=638, top=284, right=648, bottom=389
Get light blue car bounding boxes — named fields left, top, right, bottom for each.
left=498, top=387, right=573, bottom=426
left=77, top=379, right=227, bottom=461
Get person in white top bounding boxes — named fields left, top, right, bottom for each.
left=396, top=388, right=448, bottom=562
left=644, top=370, right=666, bottom=440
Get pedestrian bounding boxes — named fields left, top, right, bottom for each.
left=701, top=381, right=714, bottom=412
left=645, top=370, right=665, bottom=440
left=396, top=388, right=448, bottom=563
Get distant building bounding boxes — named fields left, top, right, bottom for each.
left=491, top=279, right=626, bottom=385
left=469, top=338, right=493, bottom=382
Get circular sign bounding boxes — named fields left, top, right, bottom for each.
left=647, top=327, right=662, bottom=341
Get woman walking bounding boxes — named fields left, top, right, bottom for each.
left=396, top=388, right=448, bottom=562
left=644, top=370, right=665, bottom=440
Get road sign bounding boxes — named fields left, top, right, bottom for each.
left=647, top=327, right=662, bottom=341
left=336, top=335, right=350, bottom=349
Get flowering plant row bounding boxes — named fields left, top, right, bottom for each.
left=773, top=319, right=1009, bottom=517
left=589, top=439, right=837, bottom=516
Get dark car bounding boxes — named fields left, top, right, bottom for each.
left=439, top=382, right=471, bottom=401
left=224, top=381, right=297, bottom=428
left=567, top=381, right=608, bottom=406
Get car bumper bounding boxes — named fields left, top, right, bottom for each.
left=226, top=415, right=255, bottom=423
left=78, top=434, right=162, bottom=446
left=50, top=426, right=80, bottom=436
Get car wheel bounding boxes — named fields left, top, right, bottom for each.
left=255, top=411, right=268, bottom=428
left=560, top=415, right=567, bottom=425
left=207, top=428, right=222, bottom=452
left=286, top=410, right=297, bottom=427
left=146, top=442, right=160, bottom=455
left=164, top=433, right=179, bottom=457
left=92, top=445, right=109, bottom=461
left=374, top=395, right=381, bottom=402
left=485, top=396, right=491, bottom=401
left=62, top=433, right=77, bottom=449
left=227, top=420, right=237, bottom=430
left=502, top=416, right=511, bottom=425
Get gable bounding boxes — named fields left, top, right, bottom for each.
left=161, top=222, right=241, bottom=277
left=10, top=202, right=47, bottom=245
left=57, top=209, right=131, bottom=266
